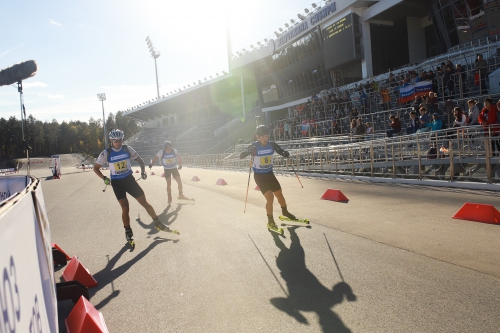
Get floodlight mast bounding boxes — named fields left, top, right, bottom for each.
left=97, top=93, right=108, bottom=148
left=145, top=36, right=161, bottom=100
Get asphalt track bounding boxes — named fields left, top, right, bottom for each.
left=28, top=160, right=500, bottom=333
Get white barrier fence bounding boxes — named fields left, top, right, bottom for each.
left=0, top=176, right=58, bottom=332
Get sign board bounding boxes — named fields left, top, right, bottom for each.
left=0, top=176, right=58, bottom=332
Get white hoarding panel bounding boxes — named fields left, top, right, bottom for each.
left=0, top=180, right=57, bottom=332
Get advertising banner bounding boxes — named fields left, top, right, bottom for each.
left=0, top=177, right=57, bottom=332
left=0, top=175, right=30, bottom=203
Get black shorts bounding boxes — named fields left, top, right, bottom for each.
left=111, top=174, right=144, bottom=201
left=164, top=168, right=180, bottom=179
left=254, top=172, right=281, bottom=195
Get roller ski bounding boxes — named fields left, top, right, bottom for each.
left=153, top=218, right=180, bottom=235
left=125, top=226, right=135, bottom=247
left=278, top=216, right=309, bottom=224
left=267, top=220, right=284, bottom=235
left=177, top=194, right=195, bottom=202
left=279, top=207, right=308, bottom=224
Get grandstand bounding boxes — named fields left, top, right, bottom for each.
left=122, top=0, right=500, bottom=187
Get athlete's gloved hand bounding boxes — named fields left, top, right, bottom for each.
left=148, top=163, right=153, bottom=170
left=282, top=150, right=290, bottom=158
left=239, top=151, right=247, bottom=159
left=141, top=171, right=147, bottom=180
left=103, top=176, right=110, bottom=185
left=177, top=165, right=182, bottom=170
left=247, top=144, right=255, bottom=154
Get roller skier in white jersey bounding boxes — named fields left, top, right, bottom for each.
left=149, top=141, right=192, bottom=204
left=93, top=129, right=179, bottom=246
left=239, top=125, right=300, bottom=235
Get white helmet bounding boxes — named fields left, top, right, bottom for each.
left=109, top=129, right=124, bottom=140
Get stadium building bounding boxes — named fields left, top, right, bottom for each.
left=124, top=0, right=500, bottom=157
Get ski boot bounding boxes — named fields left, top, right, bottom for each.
left=153, top=217, right=180, bottom=235
left=279, top=207, right=309, bottom=224
left=267, top=217, right=284, bottom=235
left=125, top=226, right=135, bottom=247
left=281, top=206, right=296, bottom=220
left=178, top=193, right=194, bottom=201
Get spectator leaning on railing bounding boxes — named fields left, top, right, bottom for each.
left=452, top=107, right=468, bottom=127
left=479, top=98, right=500, bottom=156
left=467, top=99, right=480, bottom=125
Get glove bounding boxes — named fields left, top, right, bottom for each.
left=103, top=176, right=110, bottom=185
left=177, top=165, right=182, bottom=170
left=141, top=171, right=147, bottom=180
left=239, top=151, right=247, bottom=159
left=283, top=151, right=290, bottom=158
left=247, top=145, right=255, bottom=154
left=148, top=163, right=153, bottom=170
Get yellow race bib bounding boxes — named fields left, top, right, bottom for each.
left=260, top=156, right=272, bottom=165
left=113, top=161, right=127, bottom=171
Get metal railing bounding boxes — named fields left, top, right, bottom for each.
left=183, top=126, right=500, bottom=185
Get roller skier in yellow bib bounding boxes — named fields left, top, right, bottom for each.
left=239, top=125, right=298, bottom=234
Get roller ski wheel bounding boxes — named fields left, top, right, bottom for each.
left=279, top=215, right=309, bottom=224
left=153, top=219, right=180, bottom=235
left=177, top=195, right=195, bottom=202
left=267, top=222, right=284, bottom=235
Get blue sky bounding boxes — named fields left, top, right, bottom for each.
left=0, top=0, right=308, bottom=123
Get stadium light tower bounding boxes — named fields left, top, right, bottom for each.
left=97, top=93, right=109, bottom=148
left=145, top=36, right=161, bottom=100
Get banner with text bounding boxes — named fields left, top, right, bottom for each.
left=399, top=81, right=433, bottom=104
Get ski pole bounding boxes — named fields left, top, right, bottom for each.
left=244, top=154, right=253, bottom=213
left=103, top=184, right=108, bottom=192
left=288, top=158, right=303, bottom=188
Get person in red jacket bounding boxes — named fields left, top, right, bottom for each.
left=478, top=98, right=500, bottom=156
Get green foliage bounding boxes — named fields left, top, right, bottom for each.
left=0, top=113, right=142, bottom=158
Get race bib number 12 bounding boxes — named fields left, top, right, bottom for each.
left=114, top=161, right=127, bottom=171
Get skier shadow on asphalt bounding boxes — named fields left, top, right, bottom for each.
left=270, top=227, right=356, bottom=333
left=135, top=203, right=183, bottom=236
left=91, top=237, right=173, bottom=309
left=56, top=238, right=173, bottom=332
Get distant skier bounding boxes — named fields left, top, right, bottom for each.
left=93, top=129, right=177, bottom=245
left=239, top=125, right=297, bottom=234
left=149, top=141, right=190, bottom=204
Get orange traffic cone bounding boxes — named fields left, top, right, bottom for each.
left=65, top=296, right=109, bottom=333
left=320, top=189, right=349, bottom=202
left=61, top=256, right=98, bottom=288
left=216, top=178, right=228, bottom=185
left=452, top=203, right=500, bottom=224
